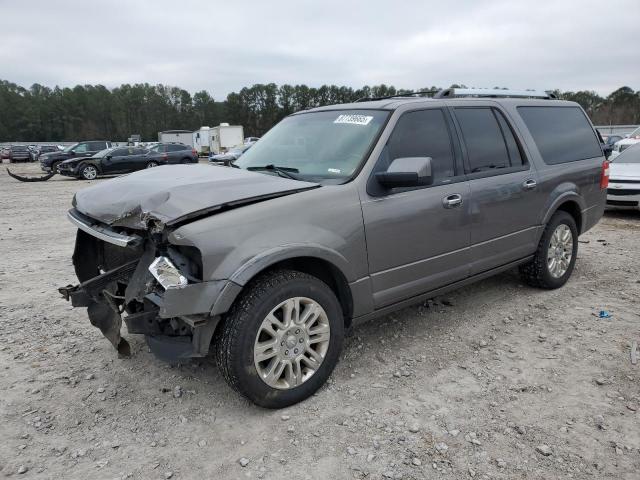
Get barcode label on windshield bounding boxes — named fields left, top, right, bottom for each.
left=334, top=114, right=373, bottom=126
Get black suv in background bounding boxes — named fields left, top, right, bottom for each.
left=40, top=141, right=112, bottom=172
left=145, top=143, right=198, bottom=165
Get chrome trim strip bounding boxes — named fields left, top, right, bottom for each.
left=67, top=209, right=141, bottom=247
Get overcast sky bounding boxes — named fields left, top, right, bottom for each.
left=1, top=0, right=638, bottom=99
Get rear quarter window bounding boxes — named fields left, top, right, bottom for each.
left=517, top=106, right=602, bottom=164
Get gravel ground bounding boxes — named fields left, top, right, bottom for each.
left=1, top=163, right=639, bottom=480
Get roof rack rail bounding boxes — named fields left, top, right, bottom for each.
left=434, top=88, right=557, bottom=99
left=355, top=89, right=440, bottom=103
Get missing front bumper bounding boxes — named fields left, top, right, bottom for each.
left=60, top=228, right=225, bottom=361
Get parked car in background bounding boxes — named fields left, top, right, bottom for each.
left=244, top=136, right=260, bottom=144
left=209, top=144, right=252, bottom=164
left=61, top=88, right=606, bottom=408
left=0, top=146, right=10, bottom=160
left=40, top=141, right=112, bottom=172
left=607, top=143, right=640, bottom=211
left=145, top=143, right=198, bottom=165
left=57, top=146, right=154, bottom=180
left=7, top=145, right=32, bottom=162
left=36, top=145, right=60, bottom=160
left=626, top=126, right=640, bottom=139
left=610, top=138, right=640, bottom=160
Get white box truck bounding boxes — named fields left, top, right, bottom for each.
left=210, top=123, right=244, bottom=154
left=193, top=126, right=212, bottom=156
left=158, top=130, right=194, bottom=147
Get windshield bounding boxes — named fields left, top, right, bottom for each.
left=234, top=109, right=389, bottom=182
left=63, top=143, right=79, bottom=152
left=614, top=143, right=640, bottom=164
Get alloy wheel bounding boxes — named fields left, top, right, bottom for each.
left=253, top=297, right=331, bottom=390
left=547, top=224, right=573, bottom=278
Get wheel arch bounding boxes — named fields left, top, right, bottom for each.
left=213, top=249, right=356, bottom=328
left=542, top=192, right=585, bottom=234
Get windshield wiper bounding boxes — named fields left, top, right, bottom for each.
left=247, top=164, right=300, bottom=180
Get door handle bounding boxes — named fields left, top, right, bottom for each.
left=442, top=193, right=463, bottom=208
left=523, top=179, right=537, bottom=190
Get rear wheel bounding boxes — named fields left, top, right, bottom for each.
left=146, top=161, right=159, bottom=168
left=519, top=211, right=578, bottom=289
left=79, top=164, right=98, bottom=180
left=215, top=269, right=344, bottom=408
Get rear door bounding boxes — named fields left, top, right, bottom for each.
left=450, top=105, right=543, bottom=274
left=361, top=108, right=472, bottom=308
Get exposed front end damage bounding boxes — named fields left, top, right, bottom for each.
left=59, top=208, right=223, bottom=361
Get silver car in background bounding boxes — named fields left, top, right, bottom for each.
left=607, top=143, right=640, bottom=210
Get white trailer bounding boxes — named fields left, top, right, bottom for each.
left=158, top=130, right=194, bottom=147
left=192, top=126, right=212, bottom=156
left=210, top=123, right=244, bottom=154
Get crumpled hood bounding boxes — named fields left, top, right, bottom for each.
left=74, top=164, right=319, bottom=229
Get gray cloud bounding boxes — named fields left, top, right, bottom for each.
left=1, top=0, right=638, bottom=99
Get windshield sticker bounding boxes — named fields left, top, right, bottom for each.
left=328, top=168, right=341, bottom=174
left=334, top=114, right=373, bottom=126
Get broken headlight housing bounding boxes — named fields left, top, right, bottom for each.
left=148, top=256, right=188, bottom=289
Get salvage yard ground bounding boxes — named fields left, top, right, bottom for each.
left=0, top=163, right=639, bottom=479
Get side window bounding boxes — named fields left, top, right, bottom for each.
left=384, top=109, right=455, bottom=183
left=89, top=142, right=104, bottom=151
left=494, top=110, right=524, bottom=168
left=517, top=106, right=602, bottom=164
left=111, top=148, right=127, bottom=156
left=454, top=108, right=515, bottom=173
left=168, top=144, right=186, bottom=152
left=74, top=143, right=89, bottom=153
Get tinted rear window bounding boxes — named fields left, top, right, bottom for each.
left=518, top=106, right=602, bottom=164
left=168, top=144, right=187, bottom=152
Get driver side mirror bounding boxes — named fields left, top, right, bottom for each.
left=375, top=157, right=433, bottom=188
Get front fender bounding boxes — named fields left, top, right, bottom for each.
left=208, top=244, right=354, bottom=317
left=229, top=243, right=354, bottom=285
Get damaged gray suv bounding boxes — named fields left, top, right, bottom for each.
left=60, top=88, right=608, bottom=408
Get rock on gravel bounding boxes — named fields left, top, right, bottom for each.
left=536, top=445, right=553, bottom=456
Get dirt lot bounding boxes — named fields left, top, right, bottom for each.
left=0, top=162, right=639, bottom=480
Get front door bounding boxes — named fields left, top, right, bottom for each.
left=361, top=108, right=472, bottom=309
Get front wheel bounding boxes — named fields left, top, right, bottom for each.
left=519, top=211, right=578, bottom=289
left=215, top=269, right=344, bottom=408
left=79, top=164, right=98, bottom=180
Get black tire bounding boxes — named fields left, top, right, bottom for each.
left=519, top=211, right=578, bottom=289
left=215, top=269, right=344, bottom=408
left=52, top=160, right=62, bottom=172
left=146, top=161, right=159, bottom=168
left=180, top=157, right=190, bottom=164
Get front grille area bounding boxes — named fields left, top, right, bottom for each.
left=607, top=188, right=640, bottom=196
left=609, top=179, right=640, bottom=184
left=606, top=199, right=638, bottom=207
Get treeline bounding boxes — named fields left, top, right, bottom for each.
left=1, top=79, right=639, bottom=141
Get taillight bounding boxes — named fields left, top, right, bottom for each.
left=162, top=153, right=168, bottom=161
left=600, top=160, right=609, bottom=189
left=192, top=148, right=197, bottom=155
